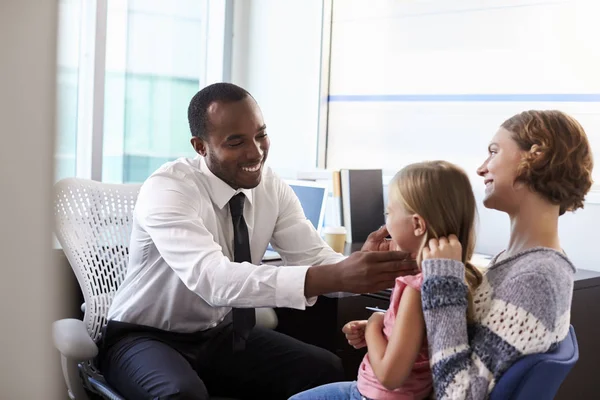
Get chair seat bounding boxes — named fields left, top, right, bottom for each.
left=490, top=325, right=579, bottom=400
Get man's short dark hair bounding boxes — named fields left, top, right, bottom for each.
left=188, top=82, right=251, bottom=139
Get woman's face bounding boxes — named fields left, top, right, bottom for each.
left=477, top=127, right=527, bottom=213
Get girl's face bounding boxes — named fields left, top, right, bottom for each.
left=385, top=198, right=426, bottom=255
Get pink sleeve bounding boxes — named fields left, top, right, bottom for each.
left=395, top=273, right=423, bottom=291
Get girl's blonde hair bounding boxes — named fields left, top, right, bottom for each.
left=389, top=160, right=482, bottom=322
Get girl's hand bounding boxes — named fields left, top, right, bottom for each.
left=342, top=320, right=367, bottom=349
left=422, top=234, right=462, bottom=262
left=367, top=311, right=385, bottom=330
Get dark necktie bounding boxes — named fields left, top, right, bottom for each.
left=229, top=192, right=256, bottom=352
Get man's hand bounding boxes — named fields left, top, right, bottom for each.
left=305, top=247, right=418, bottom=297
left=422, top=235, right=462, bottom=262
left=342, top=320, right=367, bottom=349
left=335, top=250, right=417, bottom=294
left=361, top=226, right=399, bottom=252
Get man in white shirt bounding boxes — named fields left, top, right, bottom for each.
left=98, top=83, right=415, bottom=400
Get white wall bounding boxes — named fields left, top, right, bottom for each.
left=0, top=1, right=63, bottom=398
left=326, top=0, right=600, bottom=271
left=327, top=0, right=600, bottom=176
left=231, top=0, right=324, bottom=176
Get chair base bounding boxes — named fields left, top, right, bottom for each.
left=86, top=372, right=240, bottom=400
left=87, top=377, right=125, bottom=400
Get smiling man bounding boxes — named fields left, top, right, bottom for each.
left=98, top=83, right=416, bottom=400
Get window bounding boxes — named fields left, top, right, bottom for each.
left=323, top=0, right=600, bottom=267
left=55, top=0, right=82, bottom=181
left=55, top=0, right=226, bottom=183
left=326, top=0, right=600, bottom=182
left=102, top=0, right=208, bottom=183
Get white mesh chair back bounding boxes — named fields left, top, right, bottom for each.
left=54, top=178, right=141, bottom=341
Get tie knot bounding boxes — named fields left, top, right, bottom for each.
left=229, top=193, right=246, bottom=218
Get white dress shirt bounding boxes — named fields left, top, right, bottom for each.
left=108, top=156, right=344, bottom=333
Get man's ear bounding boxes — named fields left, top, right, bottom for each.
left=412, top=214, right=427, bottom=237
left=191, top=136, right=207, bottom=157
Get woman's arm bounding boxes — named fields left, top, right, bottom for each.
left=421, top=237, right=572, bottom=400
left=365, top=286, right=425, bottom=390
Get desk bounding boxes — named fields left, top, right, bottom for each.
left=557, top=268, right=600, bottom=399
left=273, top=245, right=600, bottom=397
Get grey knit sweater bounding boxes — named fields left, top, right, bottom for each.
left=421, top=247, right=575, bottom=399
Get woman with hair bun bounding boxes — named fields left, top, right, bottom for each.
left=421, top=110, right=593, bottom=399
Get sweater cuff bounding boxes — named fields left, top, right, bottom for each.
left=422, top=259, right=466, bottom=281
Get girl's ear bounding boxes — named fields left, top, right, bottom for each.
left=412, top=214, right=427, bottom=237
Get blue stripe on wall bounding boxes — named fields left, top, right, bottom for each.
left=358, top=1, right=564, bottom=21
left=328, top=94, right=600, bottom=103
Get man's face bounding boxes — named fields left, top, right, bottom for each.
left=191, top=96, right=270, bottom=189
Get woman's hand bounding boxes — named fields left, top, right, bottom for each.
left=422, top=234, right=462, bottom=262
left=342, top=320, right=367, bottom=349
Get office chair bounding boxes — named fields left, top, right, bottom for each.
left=52, top=178, right=277, bottom=400
left=490, top=325, right=579, bottom=400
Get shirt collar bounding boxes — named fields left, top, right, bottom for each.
left=198, top=156, right=254, bottom=209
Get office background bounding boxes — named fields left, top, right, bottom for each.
left=54, top=0, right=600, bottom=272
left=2, top=0, right=599, bottom=397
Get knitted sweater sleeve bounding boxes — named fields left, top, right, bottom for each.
left=420, top=258, right=572, bottom=400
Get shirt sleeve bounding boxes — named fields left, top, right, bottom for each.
left=135, top=172, right=314, bottom=310
left=269, top=178, right=346, bottom=267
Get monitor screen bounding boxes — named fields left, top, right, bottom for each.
left=285, top=180, right=328, bottom=232
left=263, top=180, right=329, bottom=260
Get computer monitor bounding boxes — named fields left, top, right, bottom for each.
left=285, top=179, right=329, bottom=233
left=263, top=180, right=329, bottom=261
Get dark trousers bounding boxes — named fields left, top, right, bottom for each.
left=97, top=318, right=344, bottom=400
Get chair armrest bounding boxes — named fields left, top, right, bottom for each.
left=255, top=308, right=278, bottom=330
left=52, top=318, right=98, bottom=361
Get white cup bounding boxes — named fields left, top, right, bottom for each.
left=323, top=226, right=347, bottom=254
